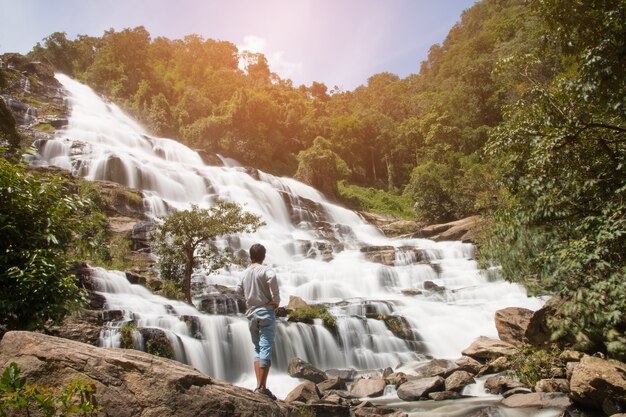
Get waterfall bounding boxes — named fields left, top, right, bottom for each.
left=33, top=74, right=545, bottom=399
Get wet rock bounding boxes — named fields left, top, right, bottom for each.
left=423, top=281, right=445, bottom=292
left=350, top=378, right=387, bottom=398
left=198, top=294, right=245, bottom=315
left=180, top=315, right=203, bottom=339
left=501, top=392, right=573, bottom=409
left=289, top=357, right=328, bottom=383
left=385, top=372, right=408, bottom=388
left=0, top=331, right=295, bottom=417
left=395, top=359, right=458, bottom=378
left=44, top=310, right=103, bottom=346
left=483, top=356, right=509, bottom=374
left=535, top=378, right=569, bottom=393
left=318, top=377, right=347, bottom=393
left=380, top=220, right=423, bottom=238
left=125, top=271, right=147, bottom=286
left=428, top=390, right=464, bottom=401
left=138, top=327, right=174, bottom=359
left=360, top=246, right=396, bottom=266
left=101, top=310, right=125, bottom=322
left=502, top=387, right=532, bottom=398
left=484, top=375, right=526, bottom=394
left=445, top=370, right=475, bottom=392
left=415, top=216, right=480, bottom=243
left=570, top=355, right=626, bottom=412
left=401, top=288, right=422, bottom=296
left=353, top=405, right=400, bottom=416
left=326, top=368, right=357, bottom=382
left=131, top=221, right=154, bottom=251
left=461, top=336, right=518, bottom=361
left=196, top=150, right=223, bottom=166
left=494, top=307, right=534, bottom=346
left=307, top=403, right=350, bottom=417
left=285, top=381, right=321, bottom=403
left=454, top=355, right=483, bottom=374
left=396, top=376, right=445, bottom=401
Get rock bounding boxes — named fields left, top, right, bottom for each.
left=287, top=295, right=309, bottom=310
left=524, top=297, right=580, bottom=350
left=318, top=377, right=347, bottom=392
left=484, top=375, right=526, bottom=394
left=535, top=378, right=569, bottom=393
left=198, top=294, right=245, bottom=315
left=566, top=361, right=578, bottom=380
left=325, top=368, right=357, bottom=382
left=380, top=220, right=423, bottom=238
left=461, top=336, right=517, bottom=361
left=385, top=372, right=408, bottom=387
left=288, top=357, right=328, bottom=383
left=353, top=405, right=399, bottom=416
left=307, top=403, right=350, bottom=417
left=125, top=271, right=147, bottom=286
left=285, top=381, right=321, bottom=403
left=196, top=150, right=224, bottom=166
left=401, top=288, right=422, bottom=296
left=350, top=378, right=387, bottom=398
left=44, top=310, right=103, bottom=345
left=428, top=391, right=463, bottom=401
left=360, top=246, right=396, bottom=266
left=131, top=221, right=154, bottom=251
left=395, top=359, right=458, bottom=378
left=494, top=307, right=534, bottom=346
left=138, top=327, right=174, bottom=359
left=396, top=376, right=445, bottom=401
left=416, top=216, right=481, bottom=243
left=483, top=356, right=509, bottom=374
left=0, top=331, right=295, bottom=417
left=569, top=355, right=626, bottom=412
left=445, top=370, right=475, bottom=392
left=423, top=281, right=445, bottom=292
left=454, top=356, right=483, bottom=374
left=501, top=392, right=572, bottom=409
left=560, top=350, right=584, bottom=362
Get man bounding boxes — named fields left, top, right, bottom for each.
left=238, top=243, right=280, bottom=400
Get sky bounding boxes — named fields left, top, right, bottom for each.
left=0, top=0, right=477, bottom=91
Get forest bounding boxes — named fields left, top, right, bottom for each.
left=3, top=0, right=625, bottom=362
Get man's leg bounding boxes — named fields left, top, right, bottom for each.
left=257, top=310, right=276, bottom=391
left=254, top=360, right=261, bottom=389
left=249, top=317, right=262, bottom=389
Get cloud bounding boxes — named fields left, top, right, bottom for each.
left=238, top=35, right=303, bottom=81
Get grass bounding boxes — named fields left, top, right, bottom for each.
left=507, top=344, right=565, bottom=386
left=288, top=305, right=337, bottom=330
left=337, top=180, right=414, bottom=219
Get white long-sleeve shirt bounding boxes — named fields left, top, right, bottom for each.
left=237, top=264, right=280, bottom=317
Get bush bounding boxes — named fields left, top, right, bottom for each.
left=0, top=362, right=101, bottom=416
left=288, top=305, right=337, bottom=330
left=507, top=345, right=564, bottom=387
left=338, top=180, right=414, bottom=219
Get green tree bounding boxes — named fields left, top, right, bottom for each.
left=0, top=155, right=106, bottom=331
left=295, top=136, right=350, bottom=199
left=152, top=201, right=263, bottom=303
left=483, top=0, right=626, bottom=359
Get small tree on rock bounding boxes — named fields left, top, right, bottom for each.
left=152, top=201, right=263, bottom=304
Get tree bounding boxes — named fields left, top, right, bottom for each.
left=482, top=0, right=626, bottom=360
left=295, top=136, right=350, bottom=200
left=0, top=155, right=106, bottom=331
left=152, top=201, right=263, bottom=303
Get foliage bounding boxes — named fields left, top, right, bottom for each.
left=152, top=280, right=185, bottom=301
left=0, top=153, right=108, bottom=331
left=0, top=362, right=101, bottom=417
left=337, top=180, right=414, bottom=219
left=482, top=0, right=626, bottom=360
left=507, top=345, right=564, bottom=387
left=0, top=99, right=21, bottom=150
left=288, top=305, right=337, bottom=330
left=119, top=322, right=137, bottom=349
left=152, top=200, right=263, bottom=303
left=295, top=136, right=350, bottom=199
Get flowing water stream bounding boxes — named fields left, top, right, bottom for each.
left=33, top=74, right=552, bottom=414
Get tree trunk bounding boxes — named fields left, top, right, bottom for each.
left=183, top=248, right=194, bottom=304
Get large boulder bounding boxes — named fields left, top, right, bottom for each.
left=350, top=378, right=387, bottom=398
left=288, top=357, right=327, bottom=383
left=461, top=336, right=517, bottom=361
left=395, top=359, right=458, bottom=378
left=445, top=371, right=475, bottom=392
left=0, top=331, right=296, bottom=417
left=284, top=381, right=321, bottom=403
left=569, top=355, right=626, bottom=413
left=415, top=216, right=481, bottom=242
left=494, top=307, right=534, bottom=346
left=396, top=377, right=445, bottom=401
left=501, top=392, right=572, bottom=409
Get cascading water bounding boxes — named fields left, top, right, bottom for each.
left=33, top=74, right=545, bottom=405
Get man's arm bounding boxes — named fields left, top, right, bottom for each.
left=267, top=269, right=280, bottom=308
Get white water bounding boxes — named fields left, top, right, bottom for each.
left=33, top=74, right=544, bottom=401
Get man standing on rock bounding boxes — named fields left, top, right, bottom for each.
left=238, top=243, right=280, bottom=400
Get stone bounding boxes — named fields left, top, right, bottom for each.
left=125, top=271, right=147, bottom=285
left=401, top=288, right=422, bottom=296
left=138, top=327, right=174, bottom=359
left=307, top=403, right=350, bottom=417
left=198, top=294, right=245, bottom=315
left=445, top=370, right=475, bottom=392
left=501, top=392, right=573, bottom=409
left=318, top=377, right=347, bottom=392
left=396, top=376, right=445, bottom=401
left=560, top=350, right=584, bottom=362
left=0, top=331, right=295, bottom=417
left=423, top=281, right=445, bottom=292
left=483, top=356, right=509, bottom=374
left=285, top=381, right=321, bottom=403
left=287, top=295, right=309, bottom=310
left=44, top=310, right=103, bottom=345
left=454, top=356, right=483, bottom=374
left=385, top=372, right=408, bottom=387
left=353, top=405, right=397, bottom=416
left=494, top=307, right=534, bottom=346
left=566, top=361, right=578, bottom=380
left=288, top=357, right=328, bottom=383
left=325, top=368, right=357, bottom=381
left=360, top=246, right=396, bottom=266
left=428, top=391, right=463, bottom=401
left=502, top=387, right=532, bottom=398
left=461, top=336, right=518, bottom=361
left=484, top=375, right=526, bottom=394
left=379, top=220, right=423, bottom=238
left=535, top=378, right=569, bottom=393
left=569, top=355, right=626, bottom=412
left=415, top=216, right=481, bottom=243
left=350, top=378, right=387, bottom=398
left=131, top=221, right=154, bottom=251
left=395, top=359, right=458, bottom=378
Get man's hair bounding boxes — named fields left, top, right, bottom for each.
left=249, top=243, right=266, bottom=263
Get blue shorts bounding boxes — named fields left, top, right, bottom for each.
left=248, top=308, right=276, bottom=368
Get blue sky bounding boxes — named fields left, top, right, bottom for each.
left=0, top=0, right=477, bottom=90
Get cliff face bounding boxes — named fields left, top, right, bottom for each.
left=0, top=331, right=297, bottom=417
